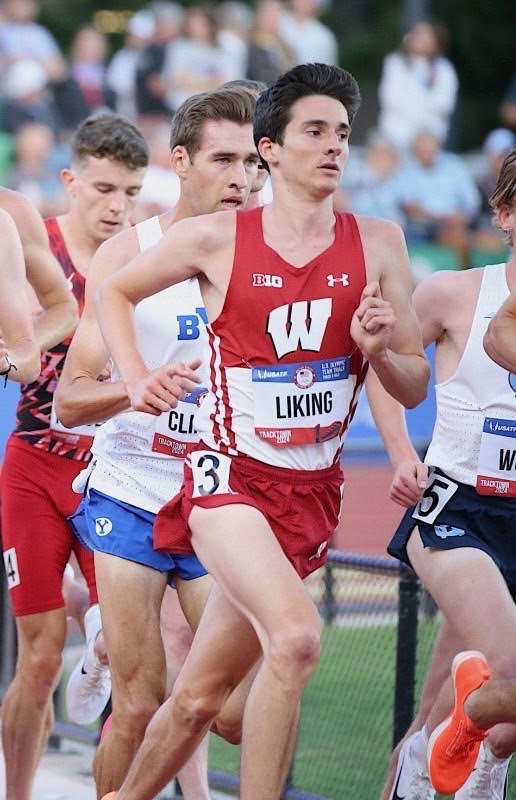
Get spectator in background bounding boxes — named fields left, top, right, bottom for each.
left=7, top=121, right=68, bottom=216
left=279, top=0, right=338, bottom=66
left=471, top=127, right=515, bottom=255
left=247, top=0, right=294, bottom=86
left=0, top=0, right=66, bottom=82
left=69, top=26, right=112, bottom=113
left=106, top=11, right=155, bottom=121
left=398, top=130, right=480, bottom=267
left=342, top=130, right=404, bottom=224
left=163, top=4, right=230, bottom=113
left=500, top=73, right=516, bottom=131
left=1, top=58, right=61, bottom=134
left=216, top=1, right=253, bottom=81
left=135, top=2, right=184, bottom=133
left=378, top=20, right=458, bottom=151
left=134, top=121, right=180, bottom=219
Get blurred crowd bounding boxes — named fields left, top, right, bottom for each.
left=0, top=0, right=514, bottom=268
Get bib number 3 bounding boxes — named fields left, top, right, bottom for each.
left=191, top=450, right=232, bottom=498
left=412, top=470, right=458, bottom=525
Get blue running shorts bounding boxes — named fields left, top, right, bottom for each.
left=68, top=488, right=207, bottom=585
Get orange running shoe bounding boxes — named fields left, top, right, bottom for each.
left=427, top=650, right=492, bottom=795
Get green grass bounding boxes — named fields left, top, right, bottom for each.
left=210, top=623, right=400, bottom=799
left=209, top=617, right=516, bottom=799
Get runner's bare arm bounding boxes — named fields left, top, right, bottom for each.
left=56, top=232, right=137, bottom=426
left=0, top=189, right=78, bottom=350
left=0, top=210, right=40, bottom=383
left=96, top=213, right=229, bottom=413
left=366, top=271, right=456, bottom=505
left=483, top=289, right=516, bottom=372
left=353, top=217, right=430, bottom=408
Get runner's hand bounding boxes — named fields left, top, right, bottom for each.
left=390, top=459, right=428, bottom=507
left=350, top=282, right=396, bottom=359
left=125, top=359, right=201, bottom=415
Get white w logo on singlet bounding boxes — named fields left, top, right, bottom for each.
left=267, top=299, right=332, bottom=359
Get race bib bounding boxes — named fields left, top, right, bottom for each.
left=190, top=449, right=232, bottom=497
left=50, top=396, right=99, bottom=450
left=412, top=469, right=459, bottom=524
left=476, top=417, right=516, bottom=496
left=152, top=386, right=208, bottom=459
left=252, top=357, right=350, bottom=447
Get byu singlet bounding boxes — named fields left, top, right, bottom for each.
left=87, top=216, right=209, bottom=513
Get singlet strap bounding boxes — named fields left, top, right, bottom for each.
left=136, top=216, right=163, bottom=252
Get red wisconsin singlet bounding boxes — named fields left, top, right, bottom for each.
left=195, top=206, right=368, bottom=470
left=12, top=218, right=95, bottom=461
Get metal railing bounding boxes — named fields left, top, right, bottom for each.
left=0, top=549, right=426, bottom=800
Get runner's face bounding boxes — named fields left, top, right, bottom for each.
left=183, top=120, right=259, bottom=215
left=65, top=156, right=145, bottom=243
left=266, top=94, right=350, bottom=198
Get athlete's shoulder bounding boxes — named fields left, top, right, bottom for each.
left=168, top=209, right=237, bottom=254
left=354, top=214, right=405, bottom=246
left=0, top=187, right=42, bottom=235
left=96, top=224, right=141, bottom=262
left=0, top=186, right=25, bottom=215
left=415, top=266, right=484, bottom=312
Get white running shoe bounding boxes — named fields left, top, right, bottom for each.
left=388, top=730, right=435, bottom=800
left=66, top=604, right=111, bottom=725
left=455, top=742, right=510, bottom=799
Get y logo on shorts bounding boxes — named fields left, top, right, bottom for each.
left=434, top=524, right=465, bottom=539
left=95, top=517, right=113, bottom=537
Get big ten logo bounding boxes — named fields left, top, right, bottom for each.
left=252, top=274, right=283, bottom=288
left=176, top=307, right=208, bottom=340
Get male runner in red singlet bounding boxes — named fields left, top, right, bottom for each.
left=0, top=113, right=150, bottom=800
left=96, top=63, right=430, bottom=800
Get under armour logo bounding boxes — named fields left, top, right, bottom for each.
left=95, top=517, right=113, bottom=536
left=326, top=273, right=349, bottom=287
left=309, top=541, right=327, bottom=561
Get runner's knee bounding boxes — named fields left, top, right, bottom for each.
left=111, top=695, right=162, bottom=740
left=268, top=623, right=321, bottom=683
left=19, top=647, right=63, bottom=701
left=211, top=712, right=243, bottom=745
left=174, top=684, right=225, bottom=733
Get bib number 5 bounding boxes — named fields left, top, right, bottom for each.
left=191, top=450, right=232, bottom=497
left=412, top=470, right=458, bottom=525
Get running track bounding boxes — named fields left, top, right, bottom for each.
left=333, top=462, right=404, bottom=557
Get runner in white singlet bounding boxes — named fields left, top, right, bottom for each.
left=55, top=86, right=264, bottom=798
